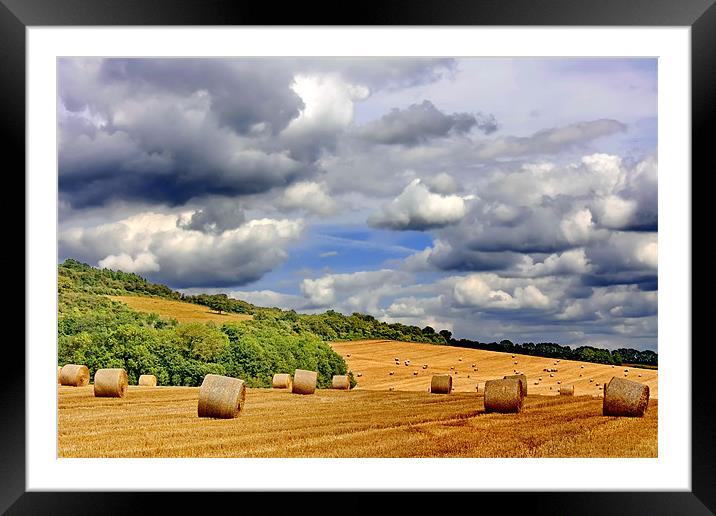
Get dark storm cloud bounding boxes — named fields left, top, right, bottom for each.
left=58, top=58, right=457, bottom=210
left=358, top=100, right=497, bottom=145
left=178, top=197, right=246, bottom=234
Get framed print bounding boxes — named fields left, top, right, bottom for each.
left=5, top=0, right=713, bottom=513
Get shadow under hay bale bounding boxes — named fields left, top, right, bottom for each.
left=503, top=374, right=527, bottom=396
left=292, top=369, right=318, bottom=395
left=484, top=378, right=524, bottom=413
left=603, top=377, right=649, bottom=417
left=332, top=375, right=350, bottom=390
left=59, top=364, right=90, bottom=387
left=430, top=374, right=452, bottom=394
left=198, top=374, right=246, bottom=418
left=272, top=373, right=293, bottom=390
left=94, top=368, right=128, bottom=398
left=559, top=385, right=575, bottom=396
left=138, top=374, right=157, bottom=387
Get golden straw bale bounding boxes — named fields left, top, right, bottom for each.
left=484, top=378, right=524, bottom=413
left=94, top=368, right=128, bottom=398
left=603, top=377, right=649, bottom=417
left=57, top=366, right=62, bottom=384
left=430, top=374, right=452, bottom=394
left=138, top=374, right=157, bottom=387
left=503, top=374, right=527, bottom=396
left=59, top=364, right=90, bottom=387
left=332, top=375, right=350, bottom=390
left=559, top=385, right=575, bottom=396
left=272, top=373, right=293, bottom=389
left=197, top=374, right=246, bottom=418
left=292, top=369, right=318, bottom=395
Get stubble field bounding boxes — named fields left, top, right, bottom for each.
left=58, top=339, right=657, bottom=458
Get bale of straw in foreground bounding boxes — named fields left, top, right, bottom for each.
left=603, top=377, right=649, bottom=417
left=197, top=374, right=246, bottom=418
left=94, top=368, right=128, bottom=398
left=332, top=375, right=350, bottom=390
left=292, top=369, right=318, bottom=395
left=138, top=374, right=157, bottom=387
left=59, top=364, right=90, bottom=387
left=559, top=385, right=575, bottom=396
left=503, top=374, right=527, bottom=396
left=484, top=378, right=524, bottom=413
left=272, top=373, right=293, bottom=390
left=430, top=374, right=452, bottom=394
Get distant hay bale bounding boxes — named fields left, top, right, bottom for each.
left=624, top=368, right=629, bottom=372
left=538, top=377, right=542, bottom=381
left=59, top=364, right=89, bottom=387
left=272, top=373, right=293, bottom=390
left=503, top=374, right=527, bottom=396
left=560, top=385, right=574, bottom=396
left=603, top=377, right=649, bottom=417
left=513, top=361, right=518, bottom=365
left=389, top=371, right=394, bottom=375
left=484, top=378, right=524, bottom=413
left=293, top=369, right=318, bottom=395
left=346, top=354, right=351, bottom=357
left=450, top=366, right=454, bottom=370
left=430, top=374, right=452, bottom=394
left=589, top=378, right=594, bottom=382
left=138, top=374, right=157, bottom=387
left=197, top=374, right=246, bottom=418
left=422, top=364, right=428, bottom=369
left=332, top=375, right=350, bottom=390
left=413, top=371, right=418, bottom=376
left=557, top=380, right=562, bottom=385
left=93, top=368, right=128, bottom=398
left=394, top=357, right=399, bottom=361
left=511, top=355, right=515, bottom=358
left=550, top=373, right=554, bottom=377
left=580, top=365, right=584, bottom=369
left=404, top=360, right=410, bottom=366
left=638, top=374, right=642, bottom=377
left=459, top=357, right=463, bottom=361
left=389, top=387, right=395, bottom=391
left=356, top=372, right=362, bottom=377
left=471, top=363, right=476, bottom=368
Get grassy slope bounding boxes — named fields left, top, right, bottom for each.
left=107, top=295, right=253, bottom=324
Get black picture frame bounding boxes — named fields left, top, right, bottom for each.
left=5, top=0, right=711, bottom=513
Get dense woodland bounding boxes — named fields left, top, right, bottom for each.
left=57, top=259, right=657, bottom=388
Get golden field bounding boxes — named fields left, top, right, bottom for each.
left=58, top=385, right=657, bottom=458
left=107, top=295, right=253, bottom=324
left=333, top=340, right=658, bottom=398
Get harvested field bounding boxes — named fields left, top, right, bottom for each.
left=107, top=295, right=253, bottom=324
left=331, top=340, right=658, bottom=398
left=57, top=385, right=657, bottom=458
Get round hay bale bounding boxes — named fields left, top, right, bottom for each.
left=413, top=371, right=418, bottom=376
left=471, top=363, right=476, bottom=368
left=332, top=375, right=350, bottom=390
left=557, top=380, right=561, bottom=385
left=560, top=385, right=575, bottom=396
left=538, top=376, right=542, bottom=381
left=272, top=373, right=293, bottom=390
left=346, top=354, right=351, bottom=357
left=603, top=377, right=649, bottom=417
left=356, top=372, right=362, bottom=378
left=197, top=374, right=246, bottom=418
left=430, top=374, right=452, bottom=394
left=550, top=373, right=554, bottom=377
left=395, top=357, right=399, bottom=361
left=503, top=374, right=527, bottom=396
left=459, top=357, right=463, bottom=361
left=93, top=368, right=128, bottom=398
left=292, top=369, right=318, bottom=394
left=638, top=373, right=642, bottom=377
left=422, top=364, right=428, bottom=369
left=138, top=374, right=157, bottom=387
left=389, top=371, right=394, bottom=375
left=484, top=378, right=523, bottom=413
left=59, top=364, right=89, bottom=387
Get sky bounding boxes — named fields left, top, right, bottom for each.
left=57, top=57, right=658, bottom=351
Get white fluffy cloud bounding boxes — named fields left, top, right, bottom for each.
left=60, top=211, right=304, bottom=287
left=452, top=273, right=552, bottom=310
left=300, top=269, right=409, bottom=312
left=278, top=181, right=337, bottom=215
left=368, top=179, right=468, bottom=230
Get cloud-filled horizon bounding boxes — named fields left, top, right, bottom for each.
left=58, top=57, right=658, bottom=351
